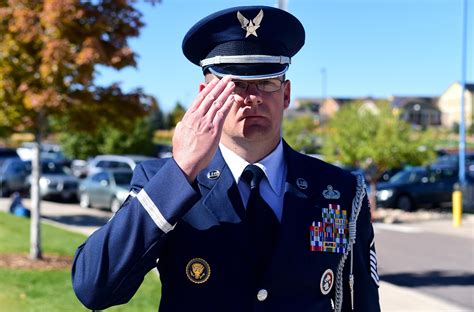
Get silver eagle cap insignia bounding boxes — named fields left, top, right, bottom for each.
left=237, top=9, right=264, bottom=38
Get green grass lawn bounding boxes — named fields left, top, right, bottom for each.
left=0, top=212, right=161, bottom=311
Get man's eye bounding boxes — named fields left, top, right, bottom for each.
left=234, top=81, right=247, bottom=89
left=259, top=80, right=276, bottom=87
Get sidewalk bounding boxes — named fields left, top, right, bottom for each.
left=380, top=281, right=470, bottom=312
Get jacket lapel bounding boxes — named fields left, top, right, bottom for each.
left=196, top=149, right=246, bottom=224
left=276, top=143, right=318, bottom=252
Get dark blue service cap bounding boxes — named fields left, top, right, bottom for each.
left=182, top=6, right=305, bottom=80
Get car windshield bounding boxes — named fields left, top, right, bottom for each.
left=113, top=172, right=133, bottom=186
left=389, top=169, right=426, bottom=184
left=41, top=162, right=66, bottom=174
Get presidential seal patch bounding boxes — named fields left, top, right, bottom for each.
left=320, top=269, right=334, bottom=295
left=186, top=258, right=211, bottom=284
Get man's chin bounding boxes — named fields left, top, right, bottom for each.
left=242, top=124, right=272, bottom=140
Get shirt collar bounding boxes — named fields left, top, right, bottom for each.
left=219, top=140, right=285, bottom=195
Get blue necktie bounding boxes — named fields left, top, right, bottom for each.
left=241, top=165, right=279, bottom=278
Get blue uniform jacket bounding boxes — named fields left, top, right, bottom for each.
left=72, top=142, right=380, bottom=311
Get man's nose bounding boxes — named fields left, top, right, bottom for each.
left=243, top=84, right=263, bottom=106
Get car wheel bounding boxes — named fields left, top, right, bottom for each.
left=110, top=197, right=121, bottom=213
left=80, top=193, right=91, bottom=208
left=397, top=195, right=414, bottom=212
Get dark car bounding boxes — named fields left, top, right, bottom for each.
left=376, top=165, right=462, bottom=211
left=26, top=161, right=80, bottom=201
left=0, top=147, right=20, bottom=164
left=79, top=169, right=133, bottom=212
left=0, top=158, right=30, bottom=197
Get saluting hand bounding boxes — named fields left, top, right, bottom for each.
left=172, top=76, right=235, bottom=182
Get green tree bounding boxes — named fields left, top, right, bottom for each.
left=283, top=114, right=319, bottom=154
left=60, top=115, right=156, bottom=159
left=147, top=96, right=169, bottom=130
left=322, top=101, right=436, bottom=206
left=168, top=102, right=186, bottom=128
left=0, top=0, right=153, bottom=259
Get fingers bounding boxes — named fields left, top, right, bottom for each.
left=188, top=77, right=219, bottom=114
left=196, top=76, right=233, bottom=116
left=213, top=94, right=235, bottom=131
left=204, top=80, right=235, bottom=123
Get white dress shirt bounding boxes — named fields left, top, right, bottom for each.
left=219, top=140, right=287, bottom=222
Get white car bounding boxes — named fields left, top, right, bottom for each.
left=86, top=155, right=156, bottom=177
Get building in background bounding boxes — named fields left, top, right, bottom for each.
left=437, top=82, right=474, bottom=130
left=390, top=96, right=441, bottom=128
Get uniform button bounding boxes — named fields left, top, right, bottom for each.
left=257, top=289, right=268, bottom=301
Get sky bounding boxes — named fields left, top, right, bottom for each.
left=95, top=0, right=474, bottom=112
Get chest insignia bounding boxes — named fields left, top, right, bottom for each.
left=322, top=185, right=340, bottom=199
left=310, top=204, right=348, bottom=253
left=186, top=258, right=211, bottom=284
left=207, top=170, right=221, bottom=180
left=296, top=178, right=308, bottom=190
left=320, top=269, right=334, bottom=295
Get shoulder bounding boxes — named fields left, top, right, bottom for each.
left=283, top=143, right=361, bottom=200
left=288, top=149, right=357, bottom=183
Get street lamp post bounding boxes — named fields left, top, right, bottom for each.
left=453, top=0, right=469, bottom=227
left=459, top=0, right=468, bottom=187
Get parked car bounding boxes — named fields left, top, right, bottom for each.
left=0, top=147, right=20, bottom=163
left=70, top=159, right=89, bottom=178
left=0, top=158, right=30, bottom=197
left=26, top=161, right=79, bottom=201
left=432, top=152, right=474, bottom=177
left=86, top=155, right=156, bottom=177
left=17, top=143, right=71, bottom=167
left=79, top=169, right=133, bottom=212
left=376, top=165, right=463, bottom=211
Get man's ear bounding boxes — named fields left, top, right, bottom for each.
left=283, top=80, right=291, bottom=109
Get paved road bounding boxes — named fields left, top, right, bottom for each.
left=1, top=197, right=473, bottom=311
left=375, top=220, right=474, bottom=309
left=0, top=197, right=112, bottom=236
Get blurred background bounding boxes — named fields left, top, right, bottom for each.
left=0, top=0, right=473, bottom=311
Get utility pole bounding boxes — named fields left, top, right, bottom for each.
left=278, top=0, right=288, bottom=11
left=453, top=0, right=469, bottom=227
left=459, top=0, right=468, bottom=187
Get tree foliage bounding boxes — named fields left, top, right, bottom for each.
left=168, top=102, right=186, bottom=128
left=59, top=115, right=155, bottom=160
left=283, top=114, right=319, bottom=154
left=0, top=0, right=150, bottom=135
left=322, top=100, right=436, bottom=183
left=0, top=0, right=157, bottom=260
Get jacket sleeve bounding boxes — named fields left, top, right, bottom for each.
left=342, top=189, right=381, bottom=311
left=71, top=159, right=200, bottom=310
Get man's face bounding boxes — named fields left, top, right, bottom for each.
left=201, top=74, right=291, bottom=146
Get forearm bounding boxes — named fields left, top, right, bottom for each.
left=71, top=159, right=200, bottom=309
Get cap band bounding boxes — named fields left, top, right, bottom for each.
left=208, top=66, right=288, bottom=80
left=200, top=55, right=291, bottom=67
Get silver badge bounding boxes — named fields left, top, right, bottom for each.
left=237, top=9, right=264, bottom=38
left=296, top=178, right=308, bottom=190
left=320, top=269, right=334, bottom=295
left=207, top=170, right=220, bottom=180
left=322, top=185, right=340, bottom=199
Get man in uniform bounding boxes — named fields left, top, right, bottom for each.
left=72, top=6, right=380, bottom=311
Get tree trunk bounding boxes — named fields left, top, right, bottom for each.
left=30, top=139, right=42, bottom=260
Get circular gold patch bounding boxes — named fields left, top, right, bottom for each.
left=186, top=258, right=211, bottom=284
